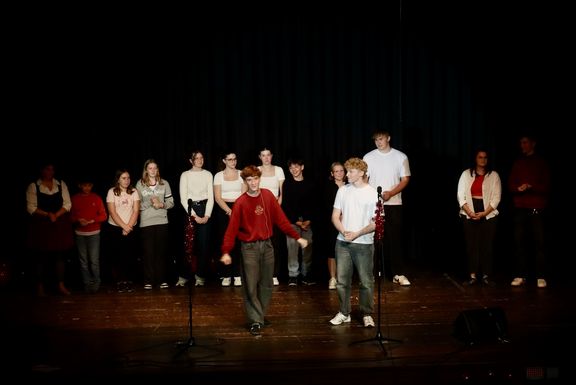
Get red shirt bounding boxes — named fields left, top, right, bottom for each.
left=221, top=188, right=300, bottom=254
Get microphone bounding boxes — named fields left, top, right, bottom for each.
left=187, top=199, right=193, bottom=216
left=377, top=186, right=382, bottom=199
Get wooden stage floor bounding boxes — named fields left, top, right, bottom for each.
left=1, top=271, right=572, bottom=384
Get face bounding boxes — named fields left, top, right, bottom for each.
left=146, top=162, right=158, bottom=177
left=374, top=135, right=390, bottom=151
left=520, top=137, right=535, bottom=155
left=191, top=152, right=204, bottom=168
left=79, top=182, right=93, bottom=194
left=475, top=152, right=488, bottom=168
left=41, top=165, right=55, bottom=180
left=245, top=175, right=261, bottom=193
left=119, top=172, right=131, bottom=189
left=346, top=168, right=364, bottom=184
left=223, top=154, right=237, bottom=168
left=331, top=165, right=345, bottom=182
left=288, top=163, right=304, bottom=178
left=259, top=150, right=272, bottom=165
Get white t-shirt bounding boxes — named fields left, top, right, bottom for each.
left=363, top=148, right=410, bottom=205
left=214, top=170, right=243, bottom=201
left=333, top=183, right=378, bottom=245
left=258, top=165, right=285, bottom=197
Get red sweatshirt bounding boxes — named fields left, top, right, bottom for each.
left=508, top=154, right=550, bottom=209
left=70, top=192, right=108, bottom=234
left=221, top=188, right=300, bottom=254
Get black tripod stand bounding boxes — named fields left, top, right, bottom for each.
left=350, top=187, right=402, bottom=354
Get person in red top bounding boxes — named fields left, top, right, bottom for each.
left=508, top=134, right=551, bottom=288
left=220, top=165, right=308, bottom=336
left=70, top=177, right=108, bottom=293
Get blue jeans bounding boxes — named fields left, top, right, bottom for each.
left=75, top=233, right=101, bottom=292
left=240, top=239, right=274, bottom=325
left=335, top=240, right=374, bottom=316
left=286, top=224, right=313, bottom=278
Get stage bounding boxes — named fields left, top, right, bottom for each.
left=0, top=271, right=571, bottom=384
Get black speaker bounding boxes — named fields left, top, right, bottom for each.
left=453, top=307, right=508, bottom=345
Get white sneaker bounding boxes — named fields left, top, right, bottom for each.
left=144, top=284, right=153, bottom=290
left=221, top=277, right=231, bottom=287
left=159, top=282, right=169, bottom=289
left=363, top=315, right=375, bottom=328
left=328, top=277, right=337, bottom=290
left=175, top=277, right=188, bottom=287
left=393, top=275, right=411, bottom=286
left=537, top=278, right=547, bottom=288
left=195, top=275, right=205, bottom=286
left=273, top=277, right=279, bottom=286
left=329, top=312, right=351, bottom=325
left=234, top=276, right=242, bottom=286
left=510, top=277, right=525, bottom=287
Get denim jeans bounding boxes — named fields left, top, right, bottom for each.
left=286, top=224, right=313, bottom=278
left=240, top=239, right=274, bottom=325
left=335, top=240, right=374, bottom=316
left=75, top=233, right=101, bottom=292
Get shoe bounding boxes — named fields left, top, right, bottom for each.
left=144, top=284, right=153, bottom=290
left=363, top=315, right=375, bottom=328
left=58, top=282, right=71, bottom=296
left=463, top=277, right=477, bottom=286
left=393, top=275, right=411, bottom=286
left=124, top=281, right=134, bottom=293
left=537, top=278, right=547, bottom=288
left=221, top=277, right=231, bottom=287
left=234, top=276, right=242, bottom=286
left=159, top=282, right=169, bottom=289
left=273, top=277, right=279, bottom=286
left=288, top=277, right=298, bottom=286
left=195, top=275, right=205, bottom=286
left=249, top=323, right=262, bottom=336
left=329, top=312, right=351, bottom=325
left=328, top=277, right=337, bottom=290
left=510, top=277, right=525, bottom=287
left=482, top=276, right=496, bottom=287
left=302, top=276, right=316, bottom=286
left=175, top=277, right=188, bottom=287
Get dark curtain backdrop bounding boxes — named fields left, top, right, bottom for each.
left=11, top=2, right=570, bottom=277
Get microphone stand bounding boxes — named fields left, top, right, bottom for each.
left=173, top=202, right=223, bottom=361
left=350, top=187, right=402, bottom=354
left=175, top=203, right=197, bottom=353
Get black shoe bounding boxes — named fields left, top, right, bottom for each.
left=463, top=277, right=477, bottom=286
left=482, top=276, right=496, bottom=287
left=249, top=323, right=262, bottom=336
left=288, top=277, right=298, bottom=286
left=301, top=276, right=316, bottom=286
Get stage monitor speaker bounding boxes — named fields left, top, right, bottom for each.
left=453, top=307, right=508, bottom=345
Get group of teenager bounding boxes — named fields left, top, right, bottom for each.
left=25, top=130, right=549, bottom=335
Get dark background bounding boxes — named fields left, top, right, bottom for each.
left=7, top=1, right=572, bottom=283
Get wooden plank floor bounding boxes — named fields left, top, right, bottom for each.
left=1, top=271, right=573, bottom=384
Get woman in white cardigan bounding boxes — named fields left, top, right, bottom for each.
left=457, top=149, right=501, bottom=286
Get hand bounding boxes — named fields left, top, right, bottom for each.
left=297, top=238, right=308, bottom=249
left=151, top=196, right=163, bottom=209
left=220, top=254, right=232, bottom=265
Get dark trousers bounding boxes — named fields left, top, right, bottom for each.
left=513, top=208, right=547, bottom=278
left=141, top=224, right=169, bottom=285
left=382, top=205, right=404, bottom=278
left=462, top=216, right=498, bottom=277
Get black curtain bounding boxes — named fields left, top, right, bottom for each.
left=11, top=2, right=569, bottom=275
